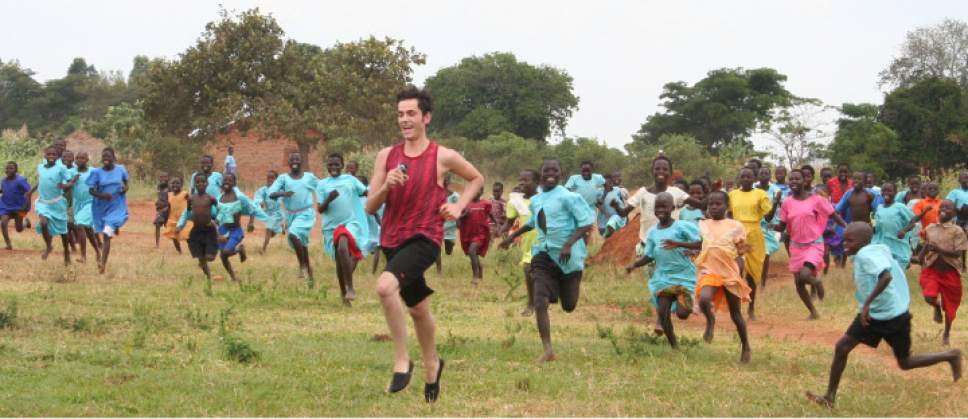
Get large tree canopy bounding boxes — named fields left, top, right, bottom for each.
left=828, top=103, right=902, bottom=180
left=424, top=52, right=578, bottom=141
left=879, top=18, right=968, bottom=90
left=632, top=67, right=795, bottom=154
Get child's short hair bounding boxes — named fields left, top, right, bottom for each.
left=689, top=179, right=708, bottom=193
left=327, top=152, right=344, bottom=163
left=708, top=190, right=729, bottom=205
left=493, top=181, right=503, bottom=188
left=6, top=160, right=17, bottom=170
left=800, top=165, right=815, bottom=177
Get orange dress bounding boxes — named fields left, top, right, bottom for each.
left=695, top=218, right=753, bottom=311
left=913, top=197, right=941, bottom=240
left=162, top=191, right=191, bottom=241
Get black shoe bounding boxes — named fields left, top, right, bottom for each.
left=424, top=358, right=445, bottom=403
left=388, top=361, right=413, bottom=393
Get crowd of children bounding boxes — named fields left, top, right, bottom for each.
left=6, top=136, right=968, bottom=408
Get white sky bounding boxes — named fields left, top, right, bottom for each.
left=3, top=0, right=966, bottom=151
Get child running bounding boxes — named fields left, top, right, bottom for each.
left=253, top=170, right=284, bottom=254
left=500, top=158, right=594, bottom=363
left=728, top=166, right=779, bottom=320
left=215, top=174, right=249, bottom=282
left=872, top=182, right=929, bottom=269
left=756, top=166, right=782, bottom=288
left=437, top=175, right=459, bottom=274
left=489, top=181, right=507, bottom=238
left=912, top=182, right=942, bottom=245
left=154, top=171, right=170, bottom=248
left=35, top=146, right=79, bottom=265
left=316, top=153, right=370, bottom=306
left=86, top=148, right=129, bottom=274
left=806, top=222, right=962, bottom=408
left=458, top=187, right=495, bottom=285
left=71, top=152, right=100, bottom=263
left=190, top=155, right=223, bottom=198
left=915, top=200, right=968, bottom=345
left=597, top=175, right=626, bottom=238
left=1, top=161, right=32, bottom=250
left=694, top=190, right=753, bottom=362
left=945, top=171, right=968, bottom=231
left=160, top=176, right=190, bottom=253
left=177, top=175, right=219, bottom=279
left=776, top=169, right=847, bottom=319
left=61, top=150, right=79, bottom=252
left=503, top=169, right=540, bottom=316
left=268, top=153, right=320, bottom=285
left=678, top=180, right=706, bottom=224
left=625, top=192, right=701, bottom=348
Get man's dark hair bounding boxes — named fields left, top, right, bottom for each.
left=327, top=152, right=344, bottom=164
left=396, top=85, right=433, bottom=114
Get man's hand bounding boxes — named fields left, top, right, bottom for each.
left=439, top=202, right=463, bottom=221
left=385, top=168, right=408, bottom=190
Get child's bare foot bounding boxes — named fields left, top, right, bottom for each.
left=934, top=306, right=943, bottom=323
left=740, top=348, right=751, bottom=363
left=805, top=391, right=833, bottom=408
left=536, top=352, right=557, bottom=363
left=747, top=310, right=757, bottom=321
left=41, top=246, right=52, bottom=260
left=471, top=277, right=480, bottom=286
left=342, top=298, right=352, bottom=307
left=703, top=326, right=714, bottom=343
left=520, top=306, right=534, bottom=316
left=943, top=334, right=951, bottom=346
left=952, top=351, right=963, bottom=381
left=807, top=311, right=819, bottom=320
left=97, top=261, right=106, bottom=274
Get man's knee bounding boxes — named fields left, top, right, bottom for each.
left=408, top=300, right=431, bottom=320
left=376, top=272, right=399, bottom=299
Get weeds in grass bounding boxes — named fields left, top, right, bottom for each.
left=498, top=272, right=522, bottom=301
left=183, top=307, right=211, bottom=331
left=0, top=297, right=17, bottom=329
left=56, top=316, right=105, bottom=334
left=217, top=306, right=259, bottom=363
left=203, top=275, right=213, bottom=297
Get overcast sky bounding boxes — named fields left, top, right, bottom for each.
left=3, top=0, right=966, bottom=151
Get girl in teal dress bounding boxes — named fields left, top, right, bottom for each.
left=268, top=153, right=320, bottom=284
left=35, top=146, right=79, bottom=265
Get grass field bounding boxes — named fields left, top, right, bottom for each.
left=0, top=199, right=965, bottom=416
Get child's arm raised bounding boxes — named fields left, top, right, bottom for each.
left=662, top=239, right=702, bottom=250
left=897, top=205, right=932, bottom=239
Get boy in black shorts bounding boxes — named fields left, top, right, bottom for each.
left=806, top=222, right=962, bottom=408
left=176, top=175, right=218, bottom=279
left=154, top=171, right=170, bottom=248
left=501, top=159, right=594, bottom=363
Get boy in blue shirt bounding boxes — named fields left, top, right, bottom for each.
left=500, top=159, right=594, bottom=363
left=1, top=161, right=32, bottom=250
left=806, top=222, right=962, bottom=408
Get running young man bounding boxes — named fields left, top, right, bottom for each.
left=366, top=86, right=484, bottom=402
left=317, top=152, right=370, bottom=306
left=500, top=159, right=594, bottom=363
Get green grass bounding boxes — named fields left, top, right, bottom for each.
left=0, top=210, right=965, bottom=416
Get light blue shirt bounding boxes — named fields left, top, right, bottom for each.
left=224, top=155, right=236, bottom=169
left=36, top=163, right=72, bottom=202
left=678, top=206, right=704, bottom=223
left=564, top=174, right=606, bottom=209
left=267, top=172, right=319, bottom=211
left=190, top=171, right=224, bottom=199
left=872, top=202, right=916, bottom=267
left=315, top=174, right=368, bottom=233
left=72, top=169, right=94, bottom=209
left=598, top=188, right=626, bottom=230
left=643, top=220, right=700, bottom=294
left=945, top=187, right=968, bottom=210
left=852, top=243, right=910, bottom=320
left=525, top=185, right=595, bottom=274
left=254, top=186, right=282, bottom=217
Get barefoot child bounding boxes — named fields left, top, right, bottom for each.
left=71, top=152, right=100, bottom=263
left=806, top=222, right=962, bottom=408
left=268, top=153, right=319, bottom=285
left=500, top=159, right=594, bottom=362
left=153, top=171, right=170, bottom=248
left=625, top=192, right=701, bottom=349
left=61, top=150, right=79, bottom=252
left=87, top=148, right=129, bottom=274
left=1, top=162, right=31, bottom=250
left=915, top=200, right=968, bottom=345
left=912, top=182, right=941, bottom=243
left=756, top=166, right=782, bottom=288
left=214, top=174, right=249, bottom=282
left=437, top=175, right=459, bottom=274
left=490, top=181, right=507, bottom=239
left=597, top=175, right=627, bottom=238
left=458, top=187, right=495, bottom=285
left=678, top=180, right=706, bottom=224
left=35, top=146, right=79, bottom=265
left=503, top=169, right=540, bottom=316
left=253, top=171, right=284, bottom=254
left=694, top=190, right=753, bottom=362
left=776, top=169, right=847, bottom=319
left=161, top=176, right=190, bottom=253
left=177, top=175, right=219, bottom=279
left=316, top=153, right=370, bottom=305
left=728, top=167, right=780, bottom=320
left=873, top=182, right=929, bottom=269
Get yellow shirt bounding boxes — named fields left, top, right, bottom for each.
left=728, top=189, right=772, bottom=224
left=507, top=196, right=539, bottom=264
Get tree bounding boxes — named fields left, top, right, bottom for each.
left=828, top=103, right=902, bottom=179
left=0, top=60, right=43, bottom=130
left=632, top=67, right=795, bottom=153
left=625, top=133, right=725, bottom=185
left=879, top=19, right=968, bottom=90
left=759, top=100, right=834, bottom=168
left=880, top=78, right=968, bottom=175
left=424, top=52, right=579, bottom=141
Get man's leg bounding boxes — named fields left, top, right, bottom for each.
left=408, top=298, right=440, bottom=384
left=375, top=272, right=410, bottom=373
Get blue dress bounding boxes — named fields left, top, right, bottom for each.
left=268, top=172, right=319, bottom=247
left=72, top=169, right=95, bottom=227
left=86, top=165, right=129, bottom=235
left=254, top=186, right=284, bottom=233
left=872, top=202, right=916, bottom=268
left=643, top=220, right=701, bottom=308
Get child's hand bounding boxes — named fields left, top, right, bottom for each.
left=282, top=191, right=294, bottom=197
left=246, top=223, right=255, bottom=233
left=327, top=190, right=340, bottom=201
left=896, top=231, right=907, bottom=239
left=559, top=246, right=572, bottom=264
left=661, top=240, right=680, bottom=249
left=624, top=263, right=637, bottom=274
left=860, top=304, right=872, bottom=327
left=217, top=235, right=227, bottom=244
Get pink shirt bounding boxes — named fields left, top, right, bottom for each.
left=780, top=195, right=834, bottom=244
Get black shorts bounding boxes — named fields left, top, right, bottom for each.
left=845, top=312, right=911, bottom=361
left=383, top=236, right=440, bottom=307
left=188, top=225, right=219, bottom=259
left=530, top=251, right=582, bottom=310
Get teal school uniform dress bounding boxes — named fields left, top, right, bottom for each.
left=643, top=220, right=701, bottom=308
left=34, top=163, right=73, bottom=235
left=315, top=174, right=370, bottom=258
left=267, top=172, right=319, bottom=247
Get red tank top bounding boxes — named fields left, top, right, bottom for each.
left=381, top=141, right=448, bottom=248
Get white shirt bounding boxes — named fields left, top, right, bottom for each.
left=627, top=186, right=689, bottom=242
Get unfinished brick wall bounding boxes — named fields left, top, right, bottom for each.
left=206, top=129, right=325, bottom=185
